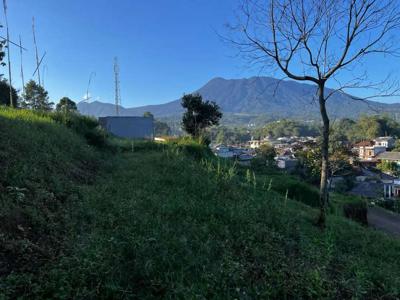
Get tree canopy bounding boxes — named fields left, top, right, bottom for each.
left=255, top=119, right=319, bottom=139
left=181, top=93, right=222, bottom=137
left=0, top=80, right=18, bottom=107
left=143, top=111, right=154, bottom=118
left=56, top=97, right=77, bottom=113
left=21, top=80, right=53, bottom=111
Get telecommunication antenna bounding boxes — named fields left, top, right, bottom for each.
left=32, top=17, right=41, bottom=85
left=114, top=57, right=121, bottom=116
left=84, top=72, right=96, bottom=102
left=19, top=35, right=25, bottom=93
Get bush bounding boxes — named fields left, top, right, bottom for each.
left=248, top=172, right=320, bottom=207
left=331, top=194, right=368, bottom=225
left=376, top=199, right=400, bottom=214
left=166, top=137, right=213, bottom=160
left=49, top=112, right=108, bottom=148
left=343, top=201, right=368, bottom=225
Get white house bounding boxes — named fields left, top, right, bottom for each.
left=374, top=137, right=395, bottom=149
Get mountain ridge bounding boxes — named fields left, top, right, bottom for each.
left=77, top=76, right=400, bottom=120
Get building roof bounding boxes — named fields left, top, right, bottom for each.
left=377, top=151, right=400, bottom=161
left=374, top=136, right=394, bottom=141
left=349, top=182, right=382, bottom=198
left=354, top=140, right=374, bottom=147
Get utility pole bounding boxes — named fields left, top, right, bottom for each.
left=114, top=57, right=121, bottom=116
left=42, top=65, right=47, bottom=89
left=32, top=17, right=41, bottom=86
left=19, top=35, right=25, bottom=93
left=3, top=0, right=13, bottom=107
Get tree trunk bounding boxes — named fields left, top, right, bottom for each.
left=317, top=83, right=329, bottom=228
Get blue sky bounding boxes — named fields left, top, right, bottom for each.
left=4, top=0, right=400, bottom=107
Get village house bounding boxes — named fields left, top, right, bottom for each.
left=353, top=140, right=386, bottom=161
left=248, top=139, right=269, bottom=149
left=275, top=156, right=299, bottom=171
left=374, top=136, right=395, bottom=150
left=382, top=179, right=400, bottom=199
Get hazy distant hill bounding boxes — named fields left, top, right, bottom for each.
left=78, top=77, right=400, bottom=120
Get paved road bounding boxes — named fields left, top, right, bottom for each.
left=368, top=206, right=400, bottom=237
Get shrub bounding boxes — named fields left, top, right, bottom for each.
left=343, top=201, right=368, bottom=225
left=166, top=136, right=213, bottom=160
left=49, top=112, right=108, bottom=148
left=330, top=194, right=368, bottom=225
left=260, top=174, right=320, bottom=207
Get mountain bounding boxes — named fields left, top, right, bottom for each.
left=78, top=77, right=400, bottom=121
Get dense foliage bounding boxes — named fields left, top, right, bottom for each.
left=333, top=115, right=400, bottom=142
left=296, top=139, right=354, bottom=185
left=0, top=80, right=18, bottom=107
left=209, top=126, right=251, bottom=145
left=254, top=119, right=320, bottom=138
left=56, top=97, right=77, bottom=113
left=181, top=93, right=222, bottom=137
left=21, top=80, right=54, bottom=111
left=377, top=160, right=400, bottom=177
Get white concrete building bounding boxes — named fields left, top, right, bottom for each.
left=374, top=137, right=395, bottom=149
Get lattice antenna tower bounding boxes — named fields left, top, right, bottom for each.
left=114, top=57, right=121, bottom=116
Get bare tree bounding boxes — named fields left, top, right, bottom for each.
left=230, top=0, right=400, bottom=227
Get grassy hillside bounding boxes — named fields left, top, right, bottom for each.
left=1, top=108, right=400, bottom=299
left=0, top=108, right=104, bottom=286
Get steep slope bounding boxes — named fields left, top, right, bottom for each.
left=78, top=77, right=400, bottom=119
left=1, top=115, right=400, bottom=298
left=5, top=142, right=399, bottom=299
left=0, top=108, right=103, bottom=293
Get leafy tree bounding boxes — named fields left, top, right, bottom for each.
left=0, top=79, right=18, bottom=107
left=143, top=112, right=171, bottom=136
left=56, top=97, right=77, bottom=113
left=297, top=140, right=354, bottom=187
left=377, top=160, right=400, bottom=177
left=155, top=121, right=171, bottom=136
left=342, top=115, right=400, bottom=141
left=254, top=119, right=319, bottom=139
left=331, top=119, right=356, bottom=142
left=21, top=80, right=53, bottom=111
left=210, top=126, right=251, bottom=145
left=181, top=93, right=222, bottom=138
left=257, top=143, right=276, bottom=164
left=143, top=111, right=154, bottom=118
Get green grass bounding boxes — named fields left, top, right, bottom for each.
left=1, top=108, right=400, bottom=299
left=0, top=107, right=104, bottom=287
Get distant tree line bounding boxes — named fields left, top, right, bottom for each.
left=332, top=115, right=400, bottom=142
left=254, top=119, right=320, bottom=139
left=209, top=126, right=251, bottom=145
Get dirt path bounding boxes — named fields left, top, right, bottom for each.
left=368, top=206, right=400, bottom=237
